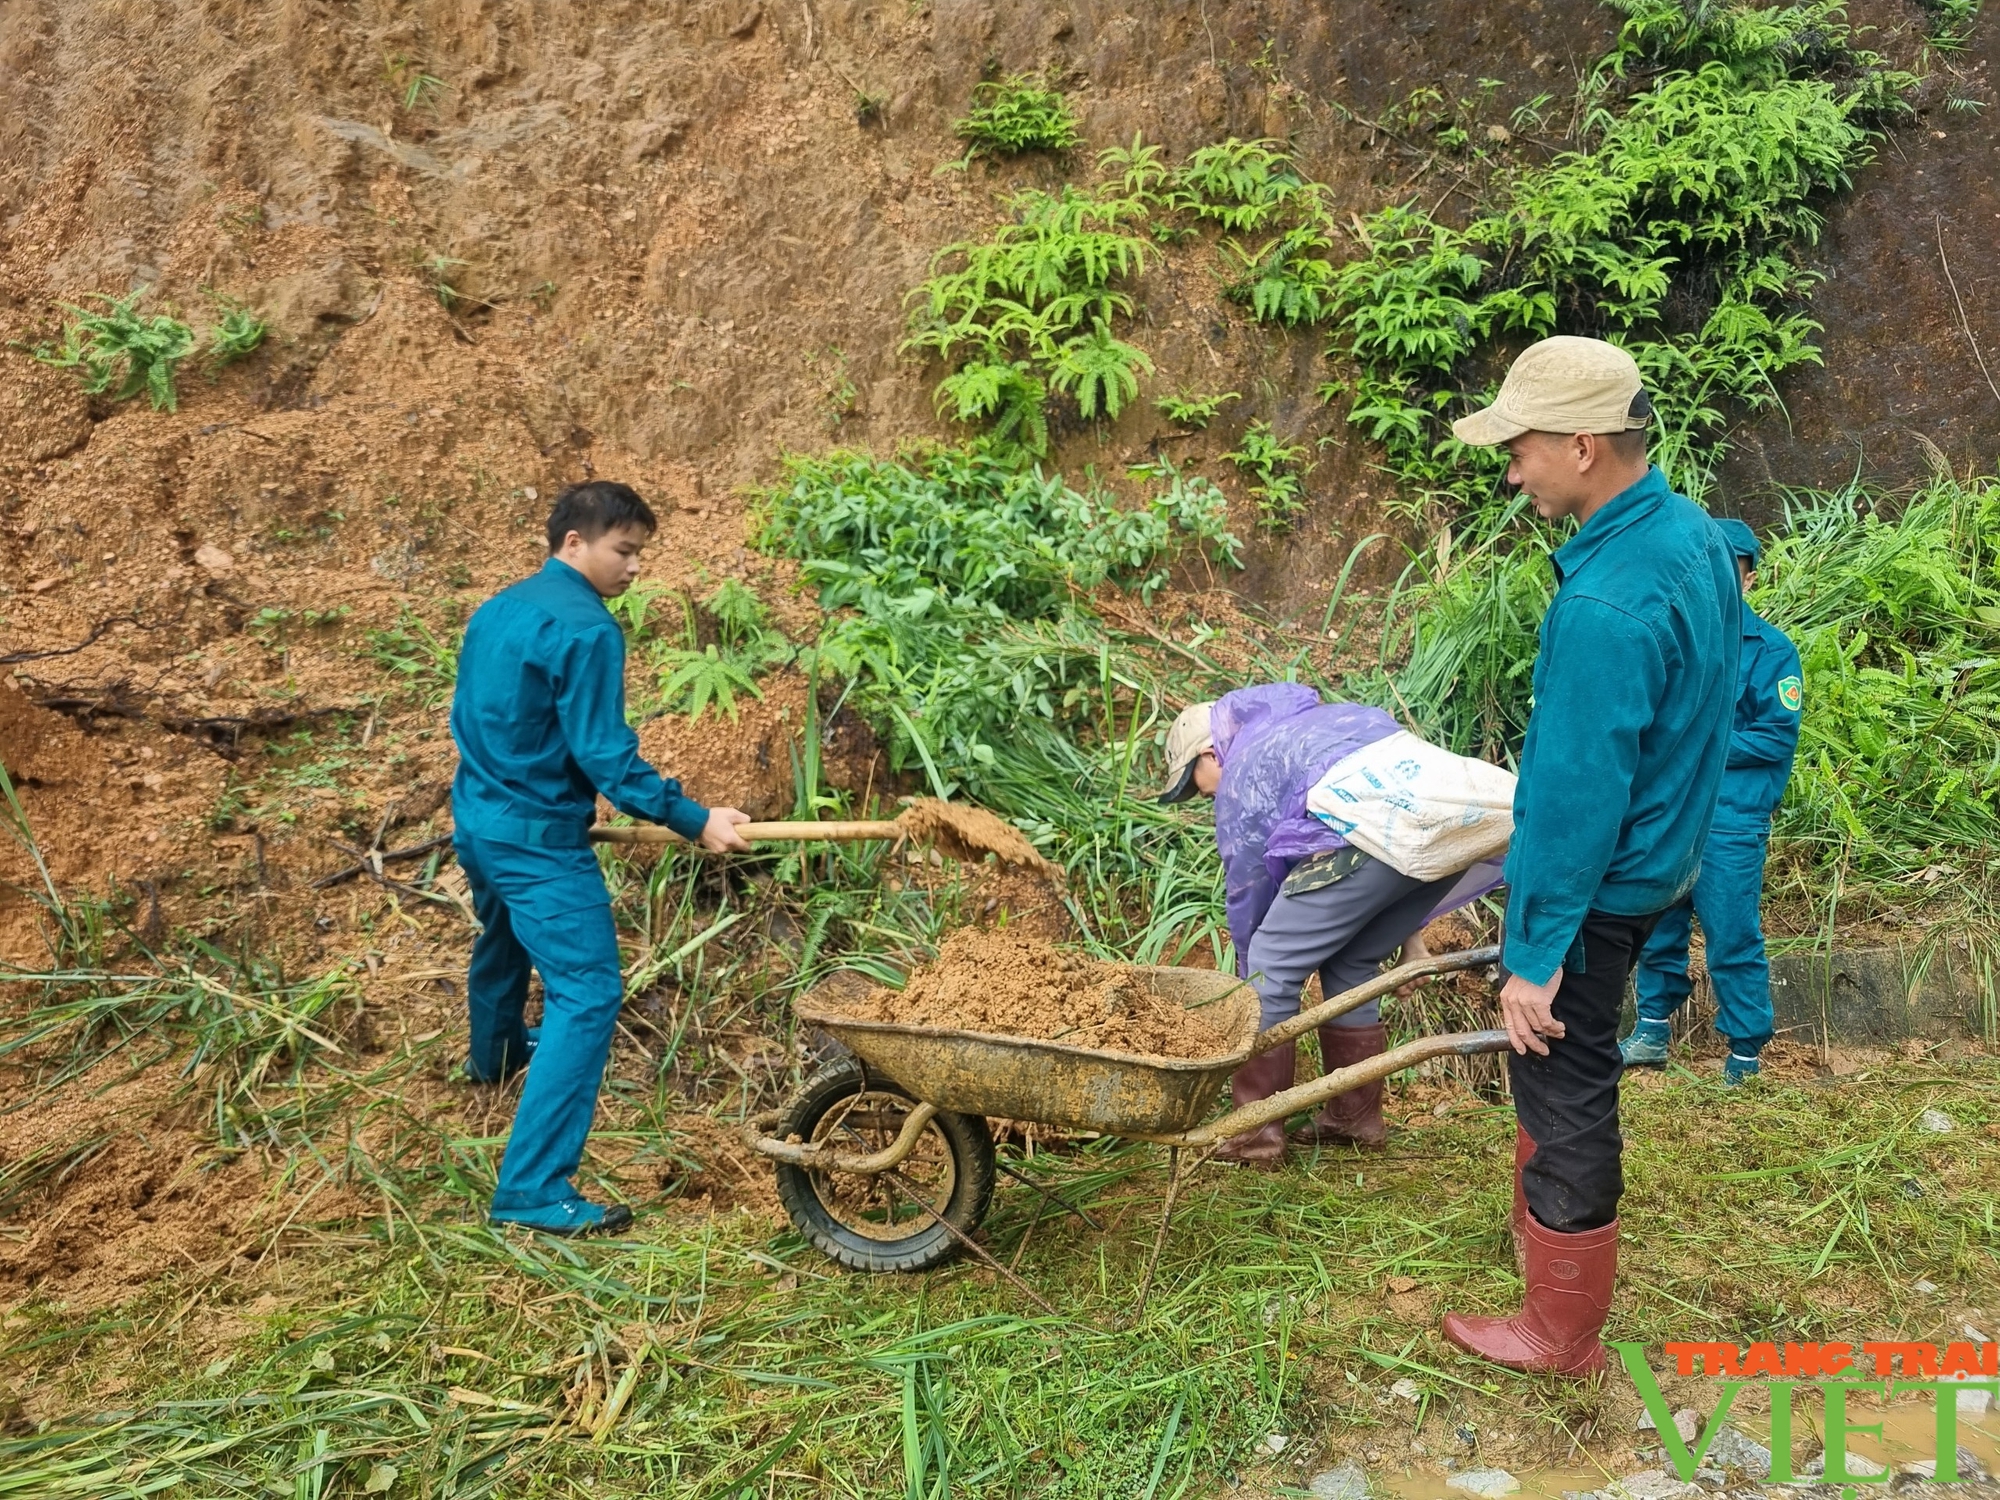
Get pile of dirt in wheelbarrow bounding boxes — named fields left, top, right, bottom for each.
left=839, top=929, right=1236, bottom=1059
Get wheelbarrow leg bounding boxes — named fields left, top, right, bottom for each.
left=1131, top=1147, right=1183, bottom=1323
left=883, top=1168, right=1060, bottom=1319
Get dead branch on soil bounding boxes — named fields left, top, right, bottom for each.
left=20, top=675, right=367, bottom=756
left=310, top=833, right=455, bottom=890
left=0, top=615, right=147, bottom=664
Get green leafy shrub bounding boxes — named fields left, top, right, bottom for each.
left=755, top=447, right=1238, bottom=781
left=622, top=577, right=793, bottom=722
left=1318, top=0, right=1909, bottom=512
left=952, top=74, right=1081, bottom=162
left=654, top=645, right=766, bottom=722
left=1224, top=421, right=1310, bottom=532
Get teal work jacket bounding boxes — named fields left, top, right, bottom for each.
left=450, top=558, right=709, bottom=848
left=1503, top=468, right=1741, bottom=984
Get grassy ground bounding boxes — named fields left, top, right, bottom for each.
left=5, top=1045, right=1995, bottom=1499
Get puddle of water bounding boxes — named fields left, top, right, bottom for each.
left=1378, top=1401, right=1999, bottom=1500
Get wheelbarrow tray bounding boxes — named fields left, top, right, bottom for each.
left=796, top=966, right=1258, bottom=1138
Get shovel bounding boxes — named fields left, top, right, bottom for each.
left=588, top=798, right=1060, bottom=876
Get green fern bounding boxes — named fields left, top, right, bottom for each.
left=906, top=185, right=1153, bottom=448
left=953, top=74, right=1081, bottom=162
left=30, top=293, right=197, bottom=411
left=1154, top=390, right=1240, bottom=429
left=1225, top=421, right=1311, bottom=532
left=1048, top=319, right=1153, bottom=421
left=656, top=644, right=765, bottom=722
left=205, top=303, right=268, bottom=366
left=1226, top=212, right=1339, bottom=327
left=936, top=359, right=1051, bottom=459
left=1170, top=139, right=1303, bottom=231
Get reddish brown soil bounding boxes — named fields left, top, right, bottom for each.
left=839, top=927, right=1236, bottom=1058
left=893, top=799, right=1060, bottom=876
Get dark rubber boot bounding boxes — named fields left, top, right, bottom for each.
left=1442, top=1214, right=1619, bottom=1376
left=1510, top=1123, right=1534, bottom=1276
left=1289, top=1022, right=1389, bottom=1148
left=1211, top=1044, right=1297, bottom=1167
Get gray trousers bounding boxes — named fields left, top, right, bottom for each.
left=1246, top=858, right=1460, bottom=1031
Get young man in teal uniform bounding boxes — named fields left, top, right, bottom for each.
left=1621, top=518, right=1802, bottom=1084
left=1435, top=337, right=1740, bottom=1375
left=450, top=481, right=752, bottom=1235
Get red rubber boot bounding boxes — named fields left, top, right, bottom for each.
left=1211, top=1043, right=1297, bottom=1167
left=1289, top=1022, right=1389, bottom=1148
left=1442, top=1213, right=1619, bottom=1376
left=1510, top=1124, right=1535, bottom=1275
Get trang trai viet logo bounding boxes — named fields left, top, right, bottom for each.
left=1613, top=1341, right=1998, bottom=1492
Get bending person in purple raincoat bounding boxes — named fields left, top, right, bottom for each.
left=1158, top=685, right=1499, bottom=1165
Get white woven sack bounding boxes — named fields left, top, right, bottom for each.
left=1305, top=730, right=1517, bottom=881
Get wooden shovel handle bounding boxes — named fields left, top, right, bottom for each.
left=588, top=820, right=904, bottom=846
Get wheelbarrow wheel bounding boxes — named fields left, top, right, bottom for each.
left=773, top=1057, right=995, bottom=1273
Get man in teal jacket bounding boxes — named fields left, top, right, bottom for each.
left=451, top=481, right=751, bottom=1235
left=1622, top=518, right=1802, bottom=1084
left=1435, top=337, right=1740, bottom=1376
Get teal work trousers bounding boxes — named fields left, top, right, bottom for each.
left=1633, top=821, right=1774, bottom=1052
left=456, top=831, right=625, bottom=1211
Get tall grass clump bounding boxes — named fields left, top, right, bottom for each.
left=1757, top=472, right=2000, bottom=887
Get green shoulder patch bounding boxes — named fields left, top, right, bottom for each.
left=1777, top=674, right=1803, bottom=712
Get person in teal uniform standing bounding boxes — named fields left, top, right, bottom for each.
left=451, top=481, right=752, bottom=1235
left=1621, top=517, right=1802, bottom=1084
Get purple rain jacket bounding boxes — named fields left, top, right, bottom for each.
left=1210, top=684, right=1501, bottom=976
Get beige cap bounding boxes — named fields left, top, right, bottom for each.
left=1157, top=701, right=1216, bottom=804
left=1451, top=335, right=1650, bottom=447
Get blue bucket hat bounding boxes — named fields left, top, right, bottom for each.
left=1713, top=517, right=1760, bottom=566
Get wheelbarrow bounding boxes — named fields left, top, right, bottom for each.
left=744, top=945, right=1506, bottom=1315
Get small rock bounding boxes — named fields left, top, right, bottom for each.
left=1448, top=1470, right=1521, bottom=1499
left=1803, top=1451, right=1885, bottom=1478
left=1310, top=1461, right=1371, bottom=1500
left=1613, top=1470, right=1699, bottom=1500
left=1390, top=1377, right=1423, bottom=1403
left=1693, top=1469, right=1724, bottom=1487
left=1706, top=1426, right=1773, bottom=1479
left=523, top=486, right=538, bottom=501
left=1918, top=1107, right=1954, bottom=1133
left=1902, top=1447, right=1984, bottom=1481
left=1386, top=1275, right=1418, bottom=1294
left=1942, top=1376, right=1993, bottom=1416
left=1258, top=1433, right=1289, bottom=1456
left=195, top=543, right=234, bottom=573
left=1915, top=1279, right=1940, bottom=1294
left=1636, top=1408, right=1700, bottom=1442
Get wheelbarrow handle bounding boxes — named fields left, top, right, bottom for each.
left=1171, top=1028, right=1512, bottom=1148
left=1246, top=944, right=1502, bottom=1058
